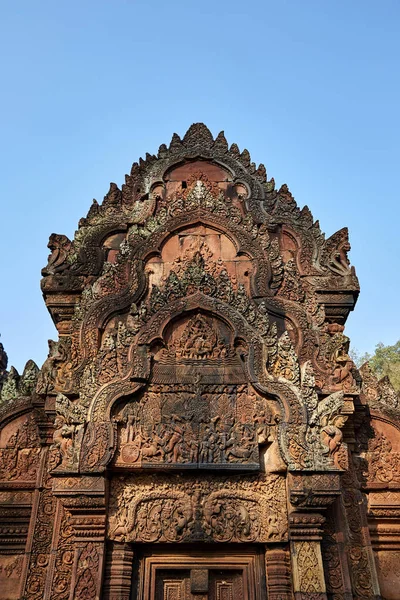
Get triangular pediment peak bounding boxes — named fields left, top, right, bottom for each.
left=58, top=125, right=279, bottom=245
left=41, top=125, right=359, bottom=342
left=182, top=122, right=214, bottom=149
left=125, top=123, right=273, bottom=194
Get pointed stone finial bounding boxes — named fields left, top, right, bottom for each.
left=0, top=366, right=19, bottom=402
left=229, top=143, right=240, bottom=156
left=158, top=143, right=168, bottom=158
left=169, top=133, right=183, bottom=152
left=256, top=163, right=267, bottom=180
left=240, top=149, right=251, bottom=167
left=182, top=123, right=214, bottom=149
left=20, top=360, right=39, bottom=396
left=213, top=131, right=228, bottom=152
left=0, top=343, right=7, bottom=382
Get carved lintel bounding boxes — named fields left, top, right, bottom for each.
left=288, top=472, right=341, bottom=510
left=109, top=473, right=288, bottom=544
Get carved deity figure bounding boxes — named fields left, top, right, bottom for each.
left=321, top=423, right=343, bottom=456
left=330, top=336, right=356, bottom=392
left=41, top=233, right=72, bottom=275
left=312, top=392, right=348, bottom=463
left=175, top=315, right=221, bottom=360
left=36, top=340, right=64, bottom=395
left=50, top=394, right=85, bottom=470
left=52, top=416, right=75, bottom=466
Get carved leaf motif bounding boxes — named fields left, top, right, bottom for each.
left=296, top=541, right=322, bottom=593
left=366, top=431, right=400, bottom=484
left=109, top=473, right=287, bottom=544
left=73, top=543, right=100, bottom=600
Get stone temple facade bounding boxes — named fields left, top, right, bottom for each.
left=0, top=123, right=399, bottom=600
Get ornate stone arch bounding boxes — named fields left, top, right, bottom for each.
left=30, top=123, right=371, bottom=600
left=81, top=287, right=310, bottom=476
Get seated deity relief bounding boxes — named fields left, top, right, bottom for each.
left=112, top=382, right=281, bottom=472
left=163, top=161, right=248, bottom=205
left=165, top=314, right=233, bottom=361
left=151, top=313, right=248, bottom=384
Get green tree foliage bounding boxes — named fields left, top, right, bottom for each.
left=351, top=341, right=400, bottom=391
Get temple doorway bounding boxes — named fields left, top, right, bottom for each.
left=136, top=547, right=266, bottom=600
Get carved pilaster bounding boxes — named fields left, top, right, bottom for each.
left=103, top=542, right=134, bottom=600
left=287, top=472, right=343, bottom=600
left=43, top=499, right=74, bottom=600
left=289, top=513, right=327, bottom=600
left=321, top=503, right=353, bottom=600
left=335, top=445, right=382, bottom=599
left=21, top=448, right=56, bottom=600
left=53, top=475, right=107, bottom=600
left=265, top=546, right=293, bottom=600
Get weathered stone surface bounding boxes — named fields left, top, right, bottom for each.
left=0, top=123, right=396, bottom=599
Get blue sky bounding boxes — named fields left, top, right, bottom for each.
left=1, top=0, right=399, bottom=373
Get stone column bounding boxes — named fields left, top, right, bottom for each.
left=287, top=472, right=343, bottom=600
left=265, top=545, right=293, bottom=600
left=102, top=542, right=134, bottom=600
left=20, top=448, right=57, bottom=600
left=53, top=475, right=107, bottom=600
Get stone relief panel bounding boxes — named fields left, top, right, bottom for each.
left=0, top=414, right=41, bottom=482
left=361, top=419, right=400, bottom=486
left=146, top=225, right=254, bottom=297
left=150, top=313, right=247, bottom=385
left=113, top=380, right=279, bottom=471
left=374, top=550, right=400, bottom=600
left=108, top=473, right=287, bottom=544
left=0, top=555, right=23, bottom=600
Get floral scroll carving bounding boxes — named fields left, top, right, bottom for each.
left=73, top=542, right=99, bottom=600
left=109, top=473, right=287, bottom=544
left=365, top=431, right=400, bottom=484
left=296, top=542, right=323, bottom=593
